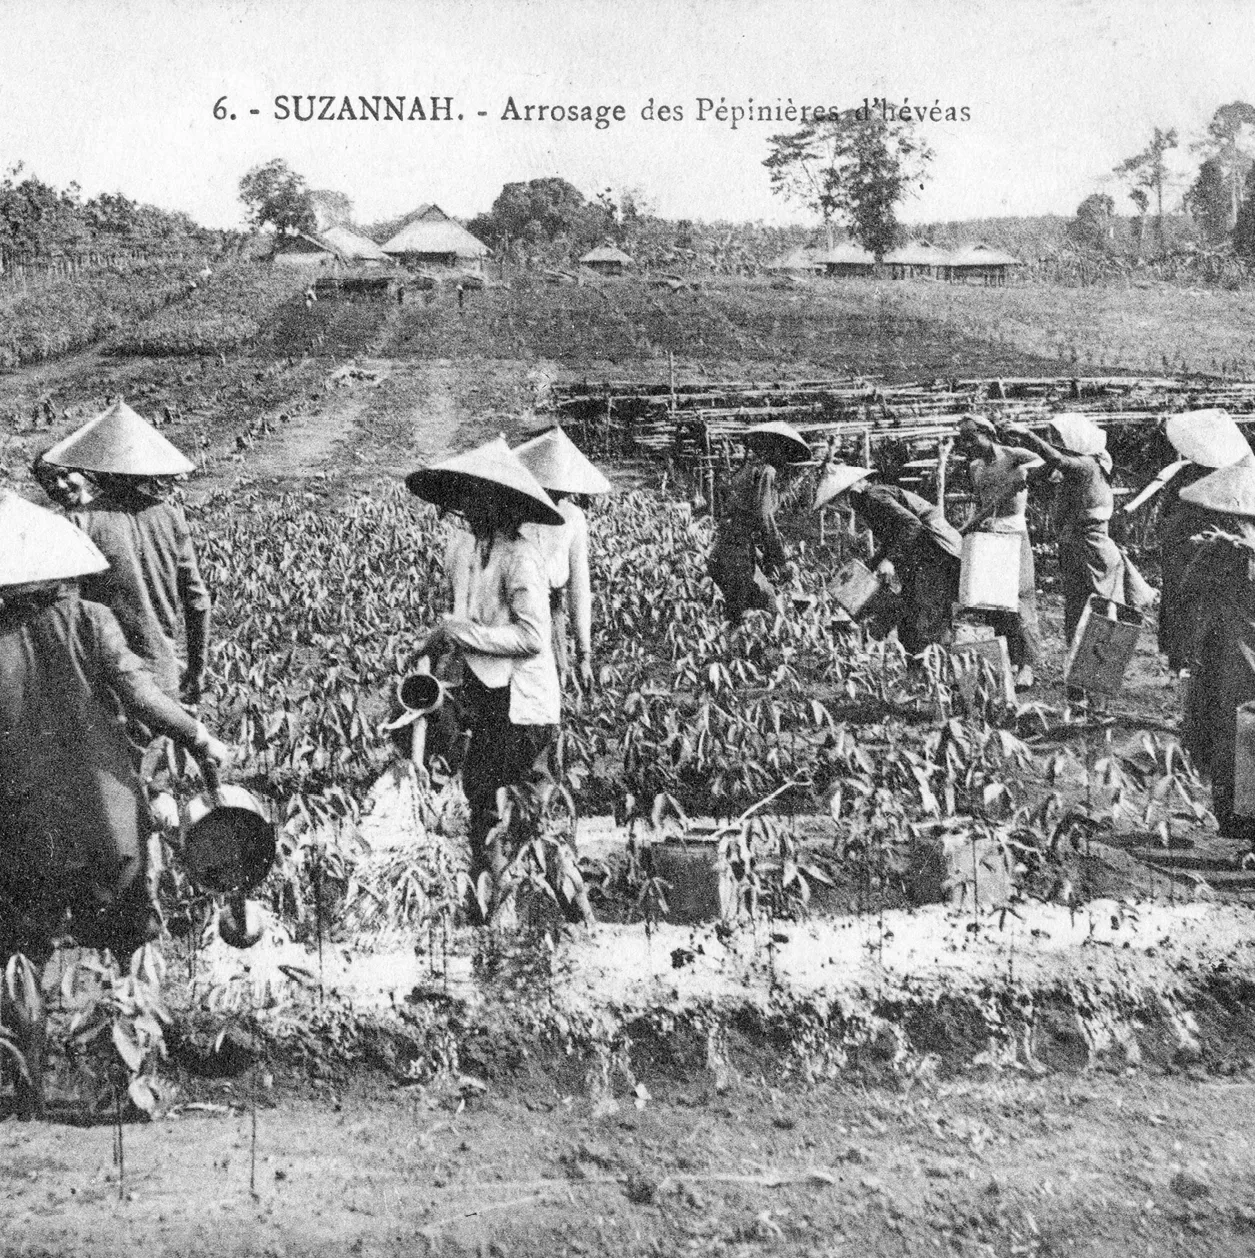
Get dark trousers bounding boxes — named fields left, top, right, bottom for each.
left=459, top=670, right=556, bottom=910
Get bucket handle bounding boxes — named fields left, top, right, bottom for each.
left=202, top=760, right=226, bottom=807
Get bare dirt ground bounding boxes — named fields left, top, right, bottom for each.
left=6, top=1048, right=1255, bottom=1255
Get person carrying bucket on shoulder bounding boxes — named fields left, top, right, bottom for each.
left=0, top=493, right=232, bottom=1116
left=814, top=463, right=963, bottom=655
left=1174, top=456, right=1255, bottom=853
left=956, top=414, right=1044, bottom=690
left=996, top=414, right=1127, bottom=647
left=406, top=439, right=595, bottom=928
left=514, top=426, right=612, bottom=693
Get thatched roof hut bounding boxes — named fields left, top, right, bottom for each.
left=883, top=241, right=950, bottom=280
left=382, top=206, right=491, bottom=271
left=321, top=226, right=391, bottom=265
left=943, top=243, right=1024, bottom=286
left=578, top=244, right=633, bottom=276
left=814, top=242, right=876, bottom=277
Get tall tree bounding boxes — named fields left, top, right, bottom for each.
left=1233, top=164, right=1255, bottom=261
left=762, top=112, right=933, bottom=260
left=238, top=159, right=316, bottom=236
left=1070, top=192, right=1115, bottom=251
left=1186, top=157, right=1231, bottom=246
left=1192, top=101, right=1255, bottom=229
left=1113, top=127, right=1179, bottom=256
left=308, top=190, right=354, bottom=231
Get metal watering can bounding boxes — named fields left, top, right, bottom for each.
left=830, top=557, right=882, bottom=618
left=1063, top=595, right=1143, bottom=698
left=181, top=762, right=277, bottom=895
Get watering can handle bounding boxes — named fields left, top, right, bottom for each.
left=201, top=759, right=225, bottom=805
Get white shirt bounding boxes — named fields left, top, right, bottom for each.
left=523, top=498, right=593, bottom=655
left=441, top=530, right=561, bottom=726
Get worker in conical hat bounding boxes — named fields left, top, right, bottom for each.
left=1176, top=457, right=1255, bottom=848
left=997, top=414, right=1126, bottom=647
left=31, top=450, right=95, bottom=513
left=514, top=427, right=612, bottom=692
left=708, top=421, right=815, bottom=620
left=47, top=399, right=212, bottom=710
left=407, top=440, right=593, bottom=927
left=0, top=493, right=232, bottom=1115
left=957, top=414, right=1045, bottom=689
left=1137, top=410, right=1251, bottom=677
left=815, top=463, right=964, bottom=654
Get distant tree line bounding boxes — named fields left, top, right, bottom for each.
left=1073, top=102, right=1255, bottom=265
left=0, top=162, right=235, bottom=261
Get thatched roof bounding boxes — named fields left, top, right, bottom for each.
left=946, top=243, right=1023, bottom=268
left=764, top=246, right=826, bottom=272
left=274, top=230, right=343, bottom=259
left=382, top=206, right=490, bottom=259
left=813, top=242, right=876, bottom=266
left=321, top=225, right=390, bottom=262
left=580, top=244, right=633, bottom=265
left=883, top=242, right=950, bottom=266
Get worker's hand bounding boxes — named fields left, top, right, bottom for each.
left=415, top=622, right=449, bottom=661
left=577, top=655, right=595, bottom=693
left=180, top=668, right=204, bottom=705
left=192, top=724, right=232, bottom=768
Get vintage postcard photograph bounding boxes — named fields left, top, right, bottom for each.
left=1, top=0, right=1254, bottom=1253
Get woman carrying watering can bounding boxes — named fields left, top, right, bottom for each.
left=707, top=421, right=816, bottom=620
left=996, top=414, right=1127, bottom=646
left=407, top=439, right=594, bottom=928
left=1174, top=457, right=1255, bottom=850
left=0, top=493, right=232, bottom=1115
left=514, top=427, right=612, bottom=692
left=814, top=463, right=964, bottom=654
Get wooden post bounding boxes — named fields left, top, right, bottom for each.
left=702, top=423, right=716, bottom=518
left=605, top=396, right=613, bottom=460
left=862, top=428, right=874, bottom=561
left=936, top=436, right=952, bottom=510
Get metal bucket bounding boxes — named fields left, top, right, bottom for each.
left=182, top=764, right=277, bottom=894
left=950, top=635, right=1016, bottom=706
left=1063, top=595, right=1143, bottom=697
left=397, top=671, right=447, bottom=717
left=830, top=558, right=881, bottom=618
left=958, top=532, right=1021, bottom=612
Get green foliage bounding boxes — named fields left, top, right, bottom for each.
left=762, top=113, right=933, bottom=259
left=238, top=159, right=317, bottom=237
left=1187, top=159, right=1231, bottom=246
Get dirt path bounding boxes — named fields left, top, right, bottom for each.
left=4, top=1070, right=1255, bottom=1256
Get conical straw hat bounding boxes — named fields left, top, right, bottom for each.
left=514, top=427, right=612, bottom=495
left=1179, top=454, right=1255, bottom=518
left=406, top=436, right=564, bottom=526
left=1048, top=413, right=1106, bottom=457
left=812, top=464, right=872, bottom=510
left=1165, top=409, right=1250, bottom=468
left=42, top=399, right=195, bottom=476
left=0, top=491, right=109, bottom=587
left=742, top=421, right=813, bottom=465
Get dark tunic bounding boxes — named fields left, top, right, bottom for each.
left=1180, top=529, right=1255, bottom=842
left=1157, top=466, right=1220, bottom=671
left=0, top=588, right=201, bottom=955
left=1051, top=454, right=1125, bottom=643
left=709, top=461, right=788, bottom=619
left=73, top=490, right=211, bottom=699
left=853, top=485, right=962, bottom=654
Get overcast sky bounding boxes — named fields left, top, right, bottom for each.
left=1, top=0, right=1252, bottom=230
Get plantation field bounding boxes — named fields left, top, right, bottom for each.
left=6, top=263, right=1255, bottom=1256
